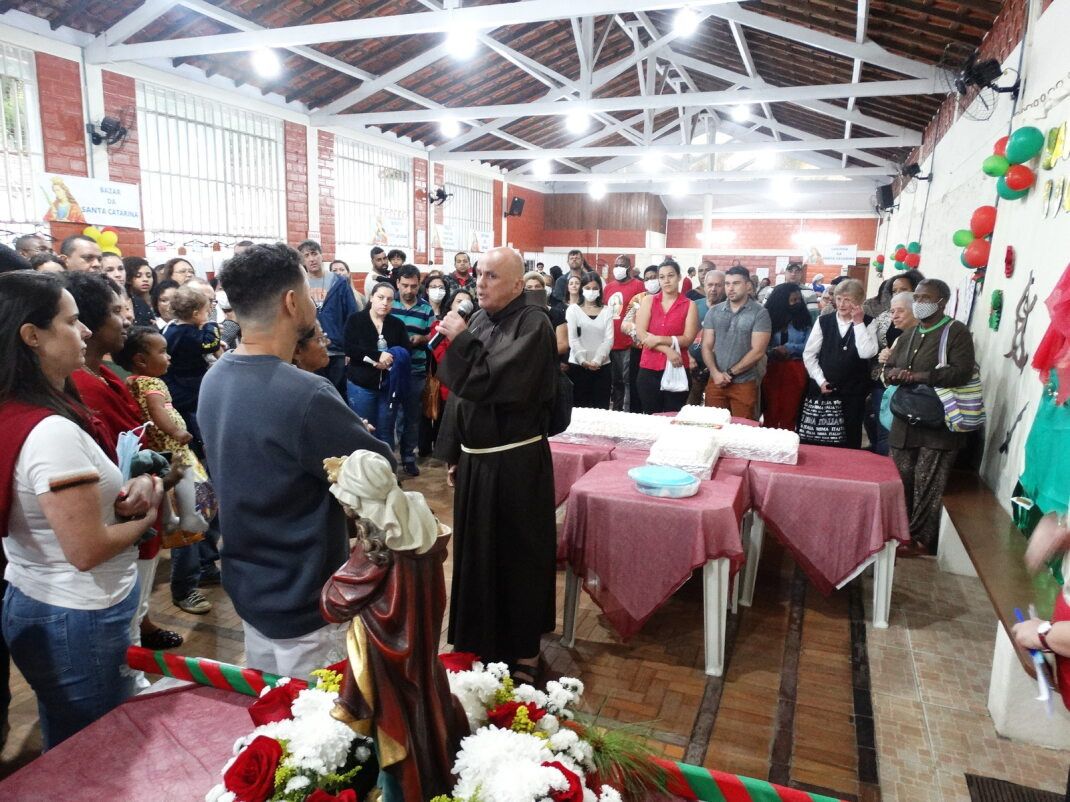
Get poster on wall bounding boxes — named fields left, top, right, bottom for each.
left=804, top=244, right=858, bottom=266
left=371, top=214, right=410, bottom=249
left=468, top=230, right=493, bottom=253
left=436, top=224, right=457, bottom=252
left=38, top=173, right=142, bottom=228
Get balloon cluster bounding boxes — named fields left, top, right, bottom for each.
left=953, top=206, right=996, bottom=269
left=880, top=241, right=921, bottom=271
left=981, top=127, right=1045, bottom=200
left=82, top=225, right=121, bottom=257
left=870, top=253, right=886, bottom=272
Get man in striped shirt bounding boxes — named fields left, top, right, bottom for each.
left=392, top=264, right=435, bottom=476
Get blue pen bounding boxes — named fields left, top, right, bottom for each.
left=1015, top=607, right=1053, bottom=714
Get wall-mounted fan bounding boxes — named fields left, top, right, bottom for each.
left=939, top=44, right=1020, bottom=122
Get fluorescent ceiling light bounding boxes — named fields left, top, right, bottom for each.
left=445, top=26, right=479, bottom=59
left=588, top=181, right=607, bottom=200
left=730, top=104, right=752, bottom=122
left=565, top=108, right=591, bottom=134
left=439, top=118, right=461, bottom=138
left=673, top=7, right=700, bottom=37
left=531, top=158, right=552, bottom=178
left=251, top=48, right=281, bottom=79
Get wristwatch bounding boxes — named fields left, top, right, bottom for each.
left=1038, top=620, right=1054, bottom=652
left=725, top=368, right=736, bottom=381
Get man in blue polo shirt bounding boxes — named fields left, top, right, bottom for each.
left=392, top=264, right=434, bottom=476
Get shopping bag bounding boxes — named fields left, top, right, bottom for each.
left=660, top=336, right=688, bottom=392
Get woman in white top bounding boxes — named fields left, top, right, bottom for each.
left=0, top=271, right=163, bottom=749
left=565, top=271, right=615, bottom=408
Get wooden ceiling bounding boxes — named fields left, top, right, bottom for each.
left=7, top=0, right=1006, bottom=175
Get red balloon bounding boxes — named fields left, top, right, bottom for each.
left=994, top=136, right=1009, bottom=157
left=894, top=247, right=908, bottom=261
left=876, top=254, right=886, bottom=263
left=904, top=252, right=921, bottom=268
left=1004, top=164, right=1036, bottom=192
left=963, top=238, right=991, bottom=269
left=970, top=205, right=997, bottom=238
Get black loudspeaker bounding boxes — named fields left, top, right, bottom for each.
left=876, top=183, right=895, bottom=211
left=505, top=196, right=525, bottom=218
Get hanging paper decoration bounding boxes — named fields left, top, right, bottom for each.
left=1004, top=271, right=1037, bottom=371
left=1005, top=245, right=1016, bottom=279
left=952, top=229, right=975, bottom=247
left=964, top=238, right=992, bottom=268
left=970, top=206, right=997, bottom=237
left=1004, top=164, right=1037, bottom=192
left=983, top=155, right=1011, bottom=177
left=1005, top=126, right=1046, bottom=164
left=990, top=289, right=1003, bottom=330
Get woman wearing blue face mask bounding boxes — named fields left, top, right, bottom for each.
left=882, top=278, right=977, bottom=556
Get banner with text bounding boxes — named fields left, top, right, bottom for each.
left=39, top=173, right=142, bottom=228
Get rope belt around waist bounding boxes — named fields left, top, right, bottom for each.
left=460, top=434, right=544, bottom=455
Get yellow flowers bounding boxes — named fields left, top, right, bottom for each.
left=311, top=668, right=342, bottom=694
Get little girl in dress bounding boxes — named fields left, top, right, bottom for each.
left=115, top=326, right=209, bottom=538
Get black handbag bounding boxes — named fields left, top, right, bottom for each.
left=888, top=328, right=947, bottom=428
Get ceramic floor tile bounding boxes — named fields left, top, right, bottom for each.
left=906, top=611, right=996, bottom=665
left=869, top=643, right=919, bottom=702
left=913, top=650, right=990, bottom=715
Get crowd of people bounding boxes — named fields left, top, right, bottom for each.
left=0, top=231, right=980, bottom=757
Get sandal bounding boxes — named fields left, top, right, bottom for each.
left=142, top=628, right=184, bottom=650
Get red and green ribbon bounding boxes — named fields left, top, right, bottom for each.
left=126, top=646, right=307, bottom=696
left=654, top=759, right=844, bottom=802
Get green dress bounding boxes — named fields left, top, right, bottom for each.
left=1020, top=376, right=1070, bottom=517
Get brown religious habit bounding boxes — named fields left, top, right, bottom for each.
left=320, top=515, right=469, bottom=801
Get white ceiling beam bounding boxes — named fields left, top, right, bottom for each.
left=320, top=77, right=939, bottom=126
left=554, top=179, right=882, bottom=196
left=319, top=42, right=451, bottom=115
left=726, top=20, right=779, bottom=141
left=842, top=0, right=870, bottom=167
left=84, top=0, right=175, bottom=61
left=436, top=135, right=915, bottom=161
left=91, top=0, right=738, bottom=62
left=705, top=2, right=947, bottom=82
left=533, top=166, right=894, bottom=182
left=665, top=50, right=916, bottom=139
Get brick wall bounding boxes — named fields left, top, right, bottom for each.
left=36, top=53, right=89, bottom=248
left=284, top=121, right=309, bottom=246
left=317, top=130, right=335, bottom=258
left=101, top=70, right=145, bottom=257
left=665, top=217, right=878, bottom=251
left=503, top=184, right=545, bottom=253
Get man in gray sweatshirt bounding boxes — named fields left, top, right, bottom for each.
left=198, top=243, right=395, bottom=677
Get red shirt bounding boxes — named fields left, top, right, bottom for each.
left=602, top=278, right=644, bottom=351
left=638, top=292, right=693, bottom=372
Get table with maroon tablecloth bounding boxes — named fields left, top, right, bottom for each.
left=744, top=444, right=910, bottom=627
left=550, top=438, right=616, bottom=507
left=0, top=685, right=254, bottom=800
left=559, top=458, right=747, bottom=676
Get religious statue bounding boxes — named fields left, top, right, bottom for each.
left=320, top=450, right=470, bottom=802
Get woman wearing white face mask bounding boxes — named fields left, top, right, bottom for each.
left=424, top=274, right=448, bottom=319
left=565, top=272, right=615, bottom=408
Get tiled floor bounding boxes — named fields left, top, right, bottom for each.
left=2, top=460, right=1070, bottom=801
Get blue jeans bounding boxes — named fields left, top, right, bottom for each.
left=3, top=581, right=139, bottom=749
left=867, top=383, right=890, bottom=456
left=170, top=521, right=220, bottom=600
left=395, top=372, right=426, bottom=464
left=348, top=381, right=397, bottom=451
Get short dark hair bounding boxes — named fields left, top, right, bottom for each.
left=578, top=271, right=604, bottom=306
left=643, top=264, right=659, bottom=278
left=725, top=265, right=750, bottom=281
left=330, top=259, right=349, bottom=272
left=64, top=271, right=119, bottom=333
left=60, top=234, right=96, bottom=256
left=785, top=261, right=804, bottom=272
left=0, top=243, right=30, bottom=273
left=536, top=262, right=544, bottom=267
left=14, top=234, right=43, bottom=252
left=397, top=264, right=421, bottom=283
left=114, top=325, right=163, bottom=372
left=658, top=258, right=681, bottom=277
left=386, top=248, right=406, bottom=262
left=152, top=278, right=179, bottom=313
left=219, top=243, right=306, bottom=323
left=29, top=252, right=61, bottom=270
left=236, top=239, right=255, bottom=248
left=918, top=277, right=951, bottom=301
left=297, top=239, right=321, bottom=253
left=370, top=246, right=385, bottom=259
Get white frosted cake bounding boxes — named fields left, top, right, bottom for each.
left=709, top=424, right=799, bottom=465
left=672, top=405, right=731, bottom=427
left=648, top=427, right=721, bottom=479
left=563, top=407, right=671, bottom=445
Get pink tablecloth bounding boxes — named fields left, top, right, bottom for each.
left=560, top=459, right=747, bottom=639
left=0, top=685, right=254, bottom=800
left=550, top=440, right=616, bottom=507
left=747, top=445, right=910, bottom=595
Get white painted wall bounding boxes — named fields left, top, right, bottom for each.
left=877, top=0, right=1070, bottom=509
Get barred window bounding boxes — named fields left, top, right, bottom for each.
left=334, top=136, right=411, bottom=262
left=137, top=81, right=285, bottom=245
left=0, top=42, right=45, bottom=235
left=442, top=168, right=493, bottom=256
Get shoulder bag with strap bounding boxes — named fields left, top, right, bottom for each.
left=888, top=328, right=946, bottom=428
left=934, top=324, right=986, bottom=433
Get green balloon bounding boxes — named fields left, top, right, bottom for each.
left=996, top=176, right=1029, bottom=200
left=894, top=260, right=906, bottom=271
left=952, top=229, right=974, bottom=247
left=1005, top=126, right=1045, bottom=164
left=982, top=154, right=1010, bottom=176
left=907, top=241, right=921, bottom=254
left=960, top=250, right=972, bottom=268
left=894, top=243, right=905, bottom=253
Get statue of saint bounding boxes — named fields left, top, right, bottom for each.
left=321, top=451, right=469, bottom=802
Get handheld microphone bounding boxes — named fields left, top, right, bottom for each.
left=428, top=299, right=473, bottom=350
